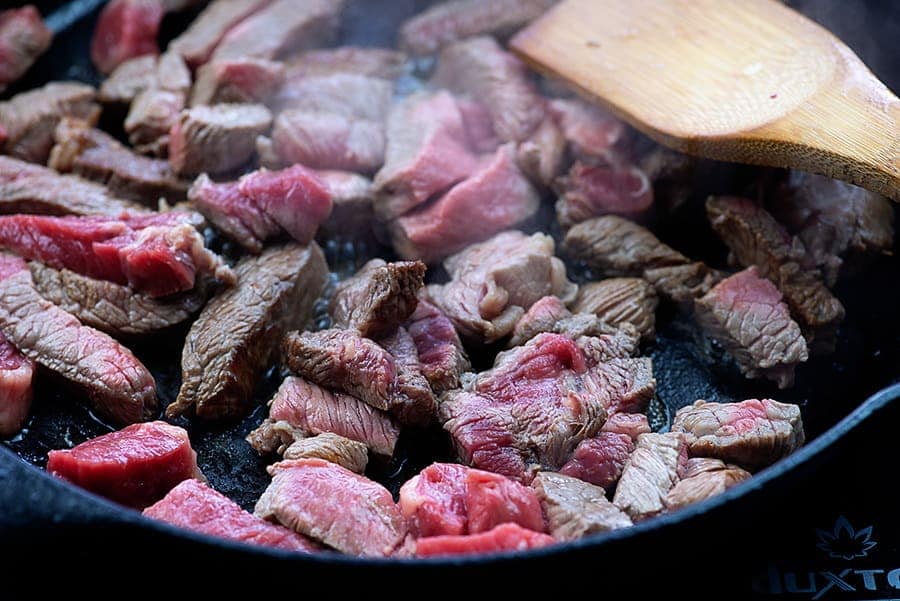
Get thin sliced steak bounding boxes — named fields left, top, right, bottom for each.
left=0, top=331, right=33, bottom=438
left=330, top=259, right=425, bottom=338
left=0, top=81, right=100, bottom=163
left=432, top=36, right=545, bottom=143
left=695, top=267, right=809, bottom=388
left=426, top=231, right=577, bottom=343
left=664, top=458, right=751, bottom=510
left=391, top=144, right=540, bottom=264
left=405, top=299, right=469, bottom=393
left=559, top=432, right=634, bottom=490
left=30, top=262, right=204, bottom=337
left=516, top=116, right=566, bottom=187
left=399, top=0, right=557, bottom=56
left=532, top=471, right=632, bottom=541
left=90, top=0, right=164, bottom=74
left=282, top=433, right=368, bottom=473
left=555, top=162, right=653, bottom=228
left=124, top=52, right=191, bottom=154
left=255, top=458, right=409, bottom=557
left=284, top=46, right=406, bottom=80
left=0, top=5, right=52, bottom=94
left=548, top=98, right=626, bottom=162
left=0, top=254, right=156, bottom=425
left=98, top=55, right=158, bottom=104
left=168, top=243, right=327, bottom=419
left=191, top=58, right=285, bottom=106
left=47, top=421, right=199, bottom=508
left=316, top=171, right=375, bottom=241
left=672, top=399, right=805, bottom=469
left=145, top=479, right=317, bottom=551
left=415, top=523, right=554, bottom=557
left=169, top=103, right=273, bottom=176
left=572, top=279, right=658, bottom=341
left=268, top=73, right=393, bottom=122
left=169, top=0, right=273, bottom=68
left=612, top=432, right=687, bottom=521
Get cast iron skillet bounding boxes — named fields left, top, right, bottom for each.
left=0, top=0, right=898, bottom=585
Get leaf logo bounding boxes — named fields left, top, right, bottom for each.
left=816, top=516, right=877, bottom=560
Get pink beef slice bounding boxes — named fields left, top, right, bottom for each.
left=0, top=5, right=53, bottom=94
left=391, top=144, right=541, bottom=264
left=191, top=58, right=285, bottom=106
left=532, top=471, right=632, bottom=541
left=548, top=98, right=627, bottom=163
left=509, top=295, right=570, bottom=347
left=315, top=170, right=376, bottom=241
left=373, top=91, right=479, bottom=220
left=399, top=0, right=557, bottom=56
left=144, top=479, right=318, bottom=552
left=169, top=0, right=273, bottom=68
left=283, top=46, right=407, bottom=80
left=268, top=73, right=393, bottom=122
left=47, top=421, right=201, bottom=508
left=555, top=162, right=653, bottom=228
left=254, top=458, right=409, bottom=557
left=91, top=0, right=164, bottom=74
left=415, top=523, right=554, bottom=558
left=399, top=462, right=544, bottom=538
left=0, top=253, right=156, bottom=425
left=0, top=331, right=34, bottom=439
left=99, top=55, right=158, bottom=104
left=0, top=213, right=233, bottom=297
left=671, top=399, right=804, bottom=469
left=188, top=165, right=333, bottom=254
left=211, top=0, right=343, bottom=62
left=560, top=432, right=635, bottom=490
left=425, top=231, right=577, bottom=343
left=455, top=98, right=501, bottom=154
left=695, top=267, right=809, bottom=389
left=612, top=432, right=688, bottom=521
left=405, top=299, right=470, bottom=393
left=664, top=458, right=751, bottom=511
left=601, top=412, right=651, bottom=440
left=432, top=36, right=545, bottom=143
left=124, top=52, right=191, bottom=155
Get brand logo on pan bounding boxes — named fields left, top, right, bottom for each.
left=815, top=516, right=877, bottom=561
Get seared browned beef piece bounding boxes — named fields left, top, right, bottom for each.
left=532, top=471, right=632, bottom=540
left=0, top=253, right=156, bottom=425
left=268, top=73, right=393, bottom=122
left=548, top=98, right=626, bottom=163
left=612, top=432, right=687, bottom=521
left=772, top=171, right=894, bottom=286
left=98, top=55, right=157, bottom=104
left=124, top=52, right=191, bottom=154
left=282, top=433, right=368, bottom=473
left=378, top=327, right=438, bottom=426
left=426, top=231, right=577, bottom=343
left=508, top=295, right=631, bottom=348
left=248, top=376, right=399, bottom=457
left=191, top=58, right=285, bottom=106
left=169, top=103, right=272, bottom=176
left=284, top=46, right=406, bottom=80
left=0, top=6, right=52, bottom=94
left=188, top=164, right=333, bottom=253
left=90, top=0, right=165, bottom=74
left=211, top=0, right=343, bottom=63
left=643, top=262, right=726, bottom=308
left=575, top=329, right=643, bottom=365
left=695, top=267, right=808, bottom=388
left=0, top=331, right=34, bottom=438
left=560, top=432, right=634, bottom=490
left=415, top=523, right=554, bottom=557
left=572, top=279, right=658, bottom=341
left=0, top=82, right=99, bottom=163
left=167, top=243, right=327, bottom=420
left=255, top=458, right=410, bottom=557
left=672, top=399, right=805, bottom=469
left=399, top=0, right=556, bottom=55
left=30, top=263, right=204, bottom=338
left=0, top=156, right=144, bottom=216
left=706, top=196, right=845, bottom=350
left=330, top=259, right=426, bottom=338
left=391, top=144, right=541, bottom=264
left=282, top=328, right=436, bottom=426
left=404, top=299, right=470, bottom=393
left=169, top=0, right=273, bottom=68
left=48, top=119, right=188, bottom=206
left=555, top=162, right=653, bottom=228
left=316, top=171, right=376, bottom=241
left=433, top=36, right=545, bottom=143
left=374, top=91, right=478, bottom=220
left=664, top=458, right=750, bottom=510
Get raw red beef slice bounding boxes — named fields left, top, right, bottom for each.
left=47, top=421, right=201, bottom=508
left=255, top=458, right=409, bottom=557
left=0, top=331, right=33, bottom=438
left=169, top=0, right=273, bottom=68
left=0, top=213, right=233, bottom=297
left=0, top=5, right=52, bottom=94
left=560, top=432, right=635, bottom=490
left=405, top=299, right=470, bottom=393
left=415, top=523, right=554, bottom=558
left=391, top=144, right=540, bottom=264
left=555, top=162, right=653, bottom=228
left=91, top=0, right=165, bottom=74
left=145, top=479, right=318, bottom=552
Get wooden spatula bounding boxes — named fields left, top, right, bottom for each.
left=510, top=0, right=900, bottom=200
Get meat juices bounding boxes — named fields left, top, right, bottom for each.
left=0, top=331, right=33, bottom=439
left=0, top=5, right=53, bottom=94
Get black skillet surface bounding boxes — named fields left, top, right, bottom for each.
left=1, top=0, right=899, bottom=595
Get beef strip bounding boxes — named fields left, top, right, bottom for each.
left=282, top=432, right=369, bottom=474
left=532, top=471, right=632, bottom=540
left=664, top=458, right=751, bottom=510
left=268, top=73, right=393, bottom=122
left=432, top=36, right=545, bottom=143
left=404, top=298, right=470, bottom=393
left=255, top=458, right=409, bottom=557
left=671, top=399, right=805, bottom=469
left=90, top=0, right=165, bottom=74
left=191, top=58, right=285, bottom=106
left=695, top=267, right=809, bottom=388
left=169, top=0, right=273, bottom=68
left=555, top=162, right=653, bottom=228
left=706, top=196, right=845, bottom=351
left=426, top=231, right=577, bottom=343
left=30, top=262, right=205, bottom=338
left=612, top=432, right=687, bottom=521
left=415, top=523, right=554, bottom=557
left=169, top=103, right=273, bottom=176
left=391, top=144, right=541, bottom=264
left=572, top=278, right=658, bottom=341
left=0, top=81, right=100, bottom=163
left=0, top=254, right=156, bottom=425
left=548, top=98, right=626, bottom=163
left=98, top=55, right=157, bottom=104
left=0, top=156, right=144, bottom=217
left=48, top=118, right=188, bottom=206
left=330, top=259, right=426, bottom=338
left=516, top=116, right=566, bottom=187
left=0, top=331, right=33, bottom=438
left=0, top=5, right=52, bottom=94
left=124, top=52, right=191, bottom=155
left=284, top=47, right=406, bottom=80
left=559, top=432, right=634, bottom=490
left=168, top=243, right=327, bottom=420
left=316, top=171, right=376, bottom=241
